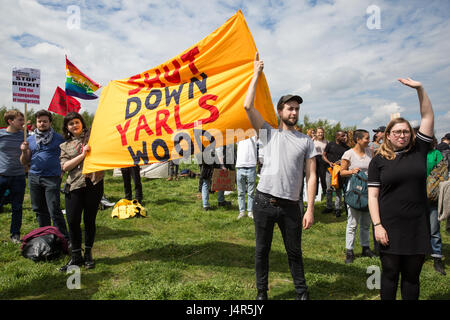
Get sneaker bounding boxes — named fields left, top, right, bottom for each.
left=256, top=290, right=268, bottom=300
left=322, top=208, right=333, bottom=214
left=433, top=258, right=446, bottom=276
left=335, top=209, right=341, bottom=217
left=237, top=211, right=246, bottom=220
left=345, top=249, right=354, bottom=264
left=101, top=196, right=116, bottom=208
left=10, top=234, right=21, bottom=244
left=203, top=206, right=210, bottom=211
left=218, top=200, right=231, bottom=207
left=362, top=247, right=377, bottom=258
left=224, top=191, right=233, bottom=196
left=296, top=291, right=309, bottom=300
left=247, top=211, right=254, bottom=219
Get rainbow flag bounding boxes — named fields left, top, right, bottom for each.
left=65, top=57, right=101, bottom=100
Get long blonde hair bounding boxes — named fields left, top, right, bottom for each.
left=377, top=117, right=416, bottom=160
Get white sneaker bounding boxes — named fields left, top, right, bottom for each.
left=247, top=211, right=254, bottom=219
left=237, top=211, right=246, bottom=220
left=224, top=191, right=233, bottom=196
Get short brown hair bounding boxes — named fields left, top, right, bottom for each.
left=4, top=110, right=24, bottom=125
left=35, top=109, right=52, bottom=122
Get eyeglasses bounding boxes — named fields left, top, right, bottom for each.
left=390, top=129, right=411, bottom=137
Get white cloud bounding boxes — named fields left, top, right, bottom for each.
left=362, top=102, right=405, bottom=126
left=0, top=0, right=448, bottom=138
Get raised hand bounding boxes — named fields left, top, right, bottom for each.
left=398, top=78, right=422, bottom=89
left=254, top=52, right=264, bottom=75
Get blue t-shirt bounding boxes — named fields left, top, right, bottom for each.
left=0, top=129, right=25, bottom=176
left=27, top=132, right=65, bottom=177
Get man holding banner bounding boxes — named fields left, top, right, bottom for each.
left=244, top=53, right=317, bottom=300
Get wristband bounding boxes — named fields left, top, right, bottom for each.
left=373, top=222, right=381, bottom=227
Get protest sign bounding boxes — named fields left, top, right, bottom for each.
left=12, top=68, right=40, bottom=105
left=83, top=10, right=277, bottom=174
left=211, top=169, right=236, bottom=191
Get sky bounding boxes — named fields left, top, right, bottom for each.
left=1, top=0, right=449, bottom=139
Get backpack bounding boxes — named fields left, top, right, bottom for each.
left=344, top=171, right=369, bottom=211
left=21, top=226, right=68, bottom=262
left=427, top=159, right=449, bottom=202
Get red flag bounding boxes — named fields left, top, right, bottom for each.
left=48, top=86, right=81, bottom=116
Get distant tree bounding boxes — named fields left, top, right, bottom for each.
left=0, top=106, right=95, bottom=135
left=299, top=115, right=356, bottom=142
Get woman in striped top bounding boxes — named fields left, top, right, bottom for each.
left=368, top=78, right=434, bottom=300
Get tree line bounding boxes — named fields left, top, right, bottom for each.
left=1, top=106, right=355, bottom=141
left=0, top=106, right=95, bottom=134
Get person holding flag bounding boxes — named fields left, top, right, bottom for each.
left=59, top=112, right=104, bottom=272
left=244, top=53, right=317, bottom=300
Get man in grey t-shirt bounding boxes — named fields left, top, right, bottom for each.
left=0, top=110, right=27, bottom=243
left=244, top=53, right=317, bottom=300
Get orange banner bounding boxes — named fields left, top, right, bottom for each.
left=83, top=10, right=277, bottom=173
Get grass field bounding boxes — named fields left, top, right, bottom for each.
left=0, top=164, right=449, bottom=300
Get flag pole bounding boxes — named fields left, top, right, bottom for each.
left=24, top=103, right=27, bottom=141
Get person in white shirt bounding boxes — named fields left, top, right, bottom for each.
left=313, top=127, right=328, bottom=199
left=236, top=136, right=258, bottom=219
left=340, top=129, right=376, bottom=264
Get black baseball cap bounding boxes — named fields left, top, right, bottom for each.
left=373, top=126, right=386, bottom=133
left=277, top=94, right=303, bottom=109
left=444, top=133, right=450, bottom=140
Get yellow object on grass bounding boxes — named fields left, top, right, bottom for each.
left=111, top=199, right=146, bottom=219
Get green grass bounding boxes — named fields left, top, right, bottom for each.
left=1, top=165, right=449, bottom=300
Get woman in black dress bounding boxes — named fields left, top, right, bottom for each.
left=368, top=78, right=434, bottom=300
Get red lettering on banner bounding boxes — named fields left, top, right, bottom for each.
left=155, top=109, right=173, bottom=136
left=116, top=120, right=131, bottom=146
left=163, top=60, right=181, bottom=84
left=127, top=74, right=145, bottom=95
left=174, top=105, right=195, bottom=130
left=198, top=94, right=219, bottom=124
left=134, top=114, right=154, bottom=141
left=181, top=47, right=200, bottom=75
left=144, top=70, right=166, bottom=89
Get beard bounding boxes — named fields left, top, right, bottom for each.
left=281, top=117, right=297, bottom=127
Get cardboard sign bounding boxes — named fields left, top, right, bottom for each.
left=211, top=169, right=236, bottom=191
left=12, top=68, right=40, bottom=105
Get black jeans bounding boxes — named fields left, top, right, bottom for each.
left=29, top=174, right=69, bottom=240
left=65, top=179, right=103, bottom=251
left=253, top=190, right=307, bottom=294
left=121, top=166, right=142, bottom=202
left=380, top=253, right=425, bottom=300
left=0, top=175, right=26, bottom=236
left=315, top=156, right=327, bottom=197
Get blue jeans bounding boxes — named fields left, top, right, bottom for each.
left=429, top=205, right=442, bottom=258
left=0, top=175, right=26, bottom=236
left=236, top=167, right=256, bottom=213
left=201, top=179, right=224, bottom=208
left=253, top=190, right=307, bottom=294
left=29, top=174, right=69, bottom=240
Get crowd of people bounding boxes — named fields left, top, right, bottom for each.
left=1, top=54, right=449, bottom=300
